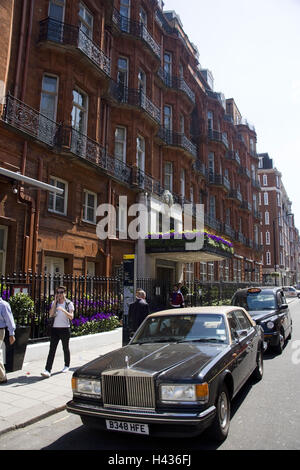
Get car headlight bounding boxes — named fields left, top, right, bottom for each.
left=160, top=383, right=209, bottom=404
left=266, top=321, right=275, bottom=330
left=72, top=377, right=101, bottom=398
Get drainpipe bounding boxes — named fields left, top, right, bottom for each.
left=14, top=0, right=28, bottom=99
left=105, top=179, right=112, bottom=277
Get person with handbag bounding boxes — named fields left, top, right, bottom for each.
left=41, top=286, right=74, bottom=378
left=0, top=296, right=16, bottom=385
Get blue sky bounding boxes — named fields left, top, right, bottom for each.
left=163, top=0, right=300, bottom=229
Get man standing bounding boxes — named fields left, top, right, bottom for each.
left=170, top=284, right=185, bottom=308
left=0, top=296, right=16, bottom=385
left=128, top=289, right=150, bottom=335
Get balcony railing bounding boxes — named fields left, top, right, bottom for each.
left=2, top=93, right=60, bottom=147
left=193, top=160, right=207, bottom=178
left=238, top=166, right=251, bottom=179
left=208, top=172, right=230, bottom=191
left=204, top=214, right=222, bottom=232
left=208, top=128, right=228, bottom=148
left=157, top=68, right=195, bottom=104
left=228, top=189, right=243, bottom=203
left=110, top=82, right=161, bottom=125
left=39, top=18, right=111, bottom=77
left=157, top=127, right=197, bottom=158
left=223, top=224, right=235, bottom=239
left=58, top=126, right=133, bottom=185
left=225, top=150, right=240, bottom=165
left=113, top=9, right=161, bottom=60
left=241, top=200, right=252, bottom=212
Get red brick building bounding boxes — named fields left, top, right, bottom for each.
left=0, top=0, right=263, bottom=283
left=258, top=153, right=300, bottom=285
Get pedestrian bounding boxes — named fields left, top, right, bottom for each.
left=169, top=284, right=185, bottom=308
left=41, top=286, right=74, bottom=378
left=0, top=296, right=16, bottom=385
left=128, top=289, right=150, bottom=335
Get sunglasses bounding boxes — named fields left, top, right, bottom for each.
left=56, top=290, right=65, bottom=294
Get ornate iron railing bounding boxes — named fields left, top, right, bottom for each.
left=2, top=93, right=60, bottom=147
left=208, top=128, right=229, bottom=148
left=113, top=9, right=161, bottom=60
left=157, top=127, right=197, bottom=157
left=157, top=68, right=195, bottom=104
left=110, top=82, right=161, bottom=124
left=39, top=18, right=111, bottom=77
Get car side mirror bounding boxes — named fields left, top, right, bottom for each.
left=279, top=304, right=288, bottom=310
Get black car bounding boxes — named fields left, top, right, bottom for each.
left=67, top=306, right=264, bottom=441
left=231, top=286, right=292, bottom=354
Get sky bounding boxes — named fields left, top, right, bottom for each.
left=163, top=0, right=300, bottom=229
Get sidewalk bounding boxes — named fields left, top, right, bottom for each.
left=0, top=327, right=122, bottom=436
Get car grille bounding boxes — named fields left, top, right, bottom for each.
left=102, top=372, right=155, bottom=410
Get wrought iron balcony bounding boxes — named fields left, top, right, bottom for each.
left=58, top=126, right=133, bottom=185
left=236, top=231, right=247, bottom=245
left=204, top=214, right=222, bottom=232
left=241, top=200, right=252, bottom=212
left=113, top=9, right=161, bottom=60
left=228, top=189, right=243, bottom=203
left=225, top=150, right=241, bottom=165
left=223, top=224, right=235, bottom=239
left=208, top=128, right=228, bottom=148
left=2, top=93, right=60, bottom=147
left=39, top=18, right=111, bottom=77
left=110, top=82, right=161, bottom=125
left=157, top=127, right=197, bottom=158
left=193, top=160, right=207, bottom=178
left=238, top=166, right=251, bottom=179
left=251, top=178, right=261, bottom=190
left=208, top=172, right=230, bottom=191
left=157, top=68, right=195, bottom=104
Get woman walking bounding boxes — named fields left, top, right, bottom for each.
left=41, top=286, right=74, bottom=378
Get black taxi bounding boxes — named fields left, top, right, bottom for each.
left=231, top=287, right=292, bottom=354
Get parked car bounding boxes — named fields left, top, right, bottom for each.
left=67, top=306, right=264, bottom=442
left=231, top=287, right=292, bottom=354
left=282, top=286, right=300, bottom=298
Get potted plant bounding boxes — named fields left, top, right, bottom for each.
left=4, top=293, right=34, bottom=372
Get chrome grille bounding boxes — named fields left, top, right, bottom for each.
left=102, top=373, right=155, bottom=410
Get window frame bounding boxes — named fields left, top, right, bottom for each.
left=48, top=176, right=68, bottom=215
left=83, top=189, right=97, bottom=224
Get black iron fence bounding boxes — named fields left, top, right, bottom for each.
left=0, top=273, right=122, bottom=341
left=136, top=278, right=260, bottom=312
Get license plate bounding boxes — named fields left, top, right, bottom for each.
left=106, top=419, right=149, bottom=435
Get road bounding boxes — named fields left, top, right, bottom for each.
left=1, top=299, right=300, bottom=451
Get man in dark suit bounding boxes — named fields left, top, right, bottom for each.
left=128, top=289, right=150, bottom=335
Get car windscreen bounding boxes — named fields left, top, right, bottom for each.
left=233, top=292, right=276, bottom=311
left=131, top=314, right=228, bottom=344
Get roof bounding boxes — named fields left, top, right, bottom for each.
left=148, top=306, right=256, bottom=327
left=149, top=306, right=241, bottom=317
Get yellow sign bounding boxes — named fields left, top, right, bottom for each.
left=123, top=254, right=135, bottom=260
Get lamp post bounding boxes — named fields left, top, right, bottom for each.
left=273, top=212, right=293, bottom=286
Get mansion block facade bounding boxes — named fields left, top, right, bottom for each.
left=1, top=0, right=296, bottom=286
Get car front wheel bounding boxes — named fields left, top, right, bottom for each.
left=209, top=384, right=231, bottom=442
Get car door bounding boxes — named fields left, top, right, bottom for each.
left=277, top=290, right=292, bottom=339
left=233, top=309, right=257, bottom=377
left=228, top=310, right=256, bottom=389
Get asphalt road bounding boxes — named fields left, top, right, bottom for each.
left=1, top=299, right=300, bottom=452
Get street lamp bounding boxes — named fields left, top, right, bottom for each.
left=273, top=212, right=293, bottom=286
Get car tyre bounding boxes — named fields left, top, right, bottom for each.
left=209, top=383, right=231, bottom=442
left=274, top=329, right=285, bottom=354
left=252, top=348, right=264, bottom=382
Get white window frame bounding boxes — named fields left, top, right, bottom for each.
left=40, top=74, right=58, bottom=121
left=79, top=2, right=94, bottom=38
left=265, top=211, right=269, bottom=225
left=136, top=135, right=145, bottom=172
left=266, top=231, right=270, bottom=245
left=180, top=169, right=185, bottom=198
left=114, top=126, right=127, bottom=163
left=0, top=225, right=8, bottom=275
left=266, top=251, right=271, bottom=265
left=164, top=161, right=173, bottom=192
left=264, top=192, right=269, bottom=205
left=71, top=88, right=88, bottom=134
left=263, top=174, right=268, bottom=186
left=83, top=189, right=97, bottom=224
left=48, top=176, right=68, bottom=215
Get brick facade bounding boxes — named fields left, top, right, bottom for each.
left=0, top=0, right=268, bottom=282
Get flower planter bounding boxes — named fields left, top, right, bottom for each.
left=4, top=325, right=31, bottom=372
